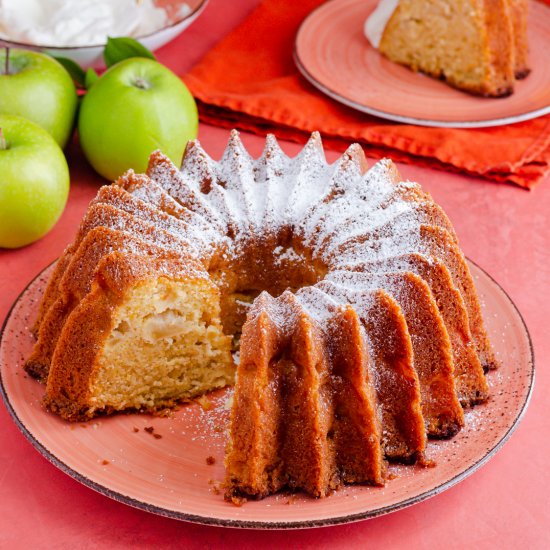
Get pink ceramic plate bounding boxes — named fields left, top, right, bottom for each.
left=0, top=260, right=534, bottom=529
left=295, top=0, right=550, bottom=128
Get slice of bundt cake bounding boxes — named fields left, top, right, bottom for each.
left=28, top=131, right=495, bottom=500
left=365, top=0, right=529, bottom=96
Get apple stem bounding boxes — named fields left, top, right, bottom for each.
left=134, top=77, right=150, bottom=90
left=0, top=128, right=6, bottom=151
left=4, top=47, right=8, bottom=76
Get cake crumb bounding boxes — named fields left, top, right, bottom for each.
left=153, top=407, right=173, bottom=418
left=197, top=395, right=213, bottom=411
left=101, top=459, right=109, bottom=465
left=223, top=395, right=234, bottom=410
left=206, top=456, right=216, bottom=465
left=285, top=494, right=298, bottom=505
left=419, top=456, right=436, bottom=468
left=227, top=494, right=246, bottom=506
left=143, top=426, right=162, bottom=439
left=132, top=427, right=139, bottom=433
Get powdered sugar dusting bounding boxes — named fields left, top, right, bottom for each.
left=45, top=130, right=479, bottom=350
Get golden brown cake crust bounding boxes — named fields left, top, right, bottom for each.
left=355, top=271, right=465, bottom=438
left=348, top=253, right=489, bottom=407
left=509, top=0, right=530, bottom=78
left=225, top=294, right=387, bottom=500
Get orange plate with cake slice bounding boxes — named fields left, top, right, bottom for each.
left=294, top=0, right=550, bottom=128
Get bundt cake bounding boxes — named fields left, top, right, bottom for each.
left=364, top=0, right=530, bottom=96
left=26, top=131, right=495, bottom=500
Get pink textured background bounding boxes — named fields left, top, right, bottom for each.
left=0, top=1, right=549, bottom=547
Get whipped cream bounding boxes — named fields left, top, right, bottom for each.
left=0, top=0, right=190, bottom=47
left=364, top=0, right=399, bottom=49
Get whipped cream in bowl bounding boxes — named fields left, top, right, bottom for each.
left=0, top=0, right=207, bottom=68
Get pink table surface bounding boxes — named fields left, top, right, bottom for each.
left=1, top=1, right=549, bottom=548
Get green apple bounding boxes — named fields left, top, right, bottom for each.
left=78, top=57, right=198, bottom=181
left=0, top=49, right=78, bottom=149
left=0, top=115, right=69, bottom=249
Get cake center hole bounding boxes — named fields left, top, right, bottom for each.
left=207, top=235, right=328, bottom=341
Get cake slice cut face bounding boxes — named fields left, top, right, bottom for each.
left=26, top=225, right=189, bottom=382
left=28, top=131, right=495, bottom=499
left=44, top=253, right=234, bottom=421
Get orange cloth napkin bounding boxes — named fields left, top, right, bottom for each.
left=184, top=0, right=550, bottom=189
